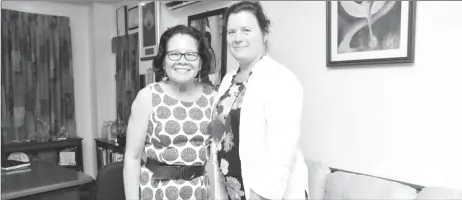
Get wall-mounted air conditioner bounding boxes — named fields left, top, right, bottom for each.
left=164, top=1, right=201, bottom=10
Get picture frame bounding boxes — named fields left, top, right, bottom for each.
left=139, top=1, right=161, bottom=61
left=188, top=7, right=228, bottom=88
left=327, top=1, right=417, bottom=67
left=127, top=6, right=139, bottom=31
left=116, top=6, right=127, bottom=36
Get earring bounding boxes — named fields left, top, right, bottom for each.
left=162, top=71, right=168, bottom=81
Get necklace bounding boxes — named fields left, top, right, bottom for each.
left=213, top=55, right=264, bottom=118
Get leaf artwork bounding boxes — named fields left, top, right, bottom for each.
left=338, top=1, right=397, bottom=53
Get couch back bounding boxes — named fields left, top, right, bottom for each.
left=306, top=159, right=462, bottom=200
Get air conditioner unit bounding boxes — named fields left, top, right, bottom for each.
left=164, top=1, right=201, bottom=10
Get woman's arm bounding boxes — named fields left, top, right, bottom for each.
left=251, top=72, right=304, bottom=199
left=123, top=87, right=152, bottom=200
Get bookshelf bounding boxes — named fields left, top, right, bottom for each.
left=1, top=137, right=84, bottom=172
left=95, top=138, right=125, bottom=171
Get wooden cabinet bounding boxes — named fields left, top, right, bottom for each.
left=1, top=137, right=84, bottom=172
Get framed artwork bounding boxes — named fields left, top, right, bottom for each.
left=327, top=1, right=417, bottom=67
left=139, top=1, right=160, bottom=61
left=116, top=6, right=127, bottom=36
left=127, top=6, right=139, bottom=31
left=188, top=8, right=228, bottom=88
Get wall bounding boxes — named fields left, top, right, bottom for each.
left=91, top=2, right=117, bottom=153
left=1, top=1, right=103, bottom=178
left=260, top=1, right=462, bottom=191
left=90, top=2, right=118, bottom=178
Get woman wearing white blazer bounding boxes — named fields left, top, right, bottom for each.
left=210, top=1, right=308, bottom=200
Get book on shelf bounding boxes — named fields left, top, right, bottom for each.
left=97, top=147, right=124, bottom=167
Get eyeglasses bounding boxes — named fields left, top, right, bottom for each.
left=167, top=51, right=199, bottom=61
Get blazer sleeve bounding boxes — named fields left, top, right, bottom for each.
left=251, top=72, right=304, bottom=199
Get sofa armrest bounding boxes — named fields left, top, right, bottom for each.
left=417, top=187, right=462, bottom=200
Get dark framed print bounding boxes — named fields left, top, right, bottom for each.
left=140, top=1, right=160, bottom=61
left=127, top=6, right=139, bottom=31
left=188, top=7, right=228, bottom=88
left=327, top=1, right=416, bottom=67
left=116, top=6, right=127, bottom=36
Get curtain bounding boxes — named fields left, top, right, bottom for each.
left=114, top=33, right=139, bottom=124
left=1, top=9, right=76, bottom=142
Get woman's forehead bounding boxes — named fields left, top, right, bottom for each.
left=167, top=34, right=198, bottom=50
left=227, top=11, right=259, bottom=28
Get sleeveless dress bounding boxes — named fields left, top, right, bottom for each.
left=214, top=70, right=253, bottom=200
left=139, top=82, right=216, bottom=200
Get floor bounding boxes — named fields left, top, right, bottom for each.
left=80, top=183, right=95, bottom=200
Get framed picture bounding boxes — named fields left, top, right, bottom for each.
left=127, top=6, right=139, bottom=31
left=327, top=1, right=417, bottom=67
left=188, top=8, right=228, bottom=88
left=139, top=1, right=160, bottom=61
left=116, top=6, right=127, bottom=36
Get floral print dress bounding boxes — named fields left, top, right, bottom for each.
left=139, top=82, right=216, bottom=200
left=214, top=70, right=253, bottom=200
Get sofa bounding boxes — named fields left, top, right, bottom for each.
left=307, top=159, right=462, bottom=200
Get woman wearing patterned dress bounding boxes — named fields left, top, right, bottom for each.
left=124, top=25, right=216, bottom=200
left=210, top=2, right=309, bottom=200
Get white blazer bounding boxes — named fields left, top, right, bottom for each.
left=213, top=55, right=309, bottom=200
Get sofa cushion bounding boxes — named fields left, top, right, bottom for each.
left=417, top=187, right=462, bottom=199
left=306, top=159, right=331, bottom=200
left=325, top=171, right=419, bottom=199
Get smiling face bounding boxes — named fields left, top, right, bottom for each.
left=226, top=11, right=267, bottom=65
left=164, top=34, right=201, bottom=84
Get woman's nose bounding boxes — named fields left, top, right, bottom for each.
left=233, top=32, right=243, bottom=43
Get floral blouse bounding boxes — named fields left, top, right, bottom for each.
left=214, top=70, right=253, bottom=200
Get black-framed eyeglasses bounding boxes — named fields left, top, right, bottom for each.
left=167, top=51, right=199, bottom=61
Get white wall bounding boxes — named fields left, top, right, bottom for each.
left=91, top=2, right=117, bottom=146
left=260, top=1, right=462, bottom=191
left=90, top=2, right=118, bottom=177
left=1, top=1, right=101, bottom=178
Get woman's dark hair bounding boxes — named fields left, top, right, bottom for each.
left=224, top=1, right=271, bottom=34
left=153, top=25, right=212, bottom=80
